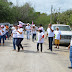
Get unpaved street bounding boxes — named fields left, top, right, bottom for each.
left=0, top=35, right=71, bottom=72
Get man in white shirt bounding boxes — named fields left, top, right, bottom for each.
left=25, top=23, right=31, bottom=40
left=47, top=24, right=54, bottom=51
left=54, top=27, right=61, bottom=49
left=0, top=25, right=6, bottom=46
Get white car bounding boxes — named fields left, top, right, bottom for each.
left=52, top=24, right=72, bottom=45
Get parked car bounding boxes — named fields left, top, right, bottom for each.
left=52, top=24, right=72, bottom=45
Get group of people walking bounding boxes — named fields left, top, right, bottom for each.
left=0, top=22, right=72, bottom=69
left=0, top=25, right=9, bottom=46
left=11, top=23, right=45, bottom=52
left=11, top=24, right=24, bottom=52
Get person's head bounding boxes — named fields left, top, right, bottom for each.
left=18, top=24, right=23, bottom=29
left=48, top=24, right=51, bottom=28
left=33, top=25, right=35, bottom=28
left=40, top=24, right=42, bottom=27
left=1, top=25, right=4, bottom=28
left=11, top=27, right=15, bottom=30
left=56, top=27, right=59, bottom=31
left=15, top=25, right=18, bottom=30
left=5, top=25, right=6, bottom=27
left=27, top=23, right=30, bottom=26
left=13, top=24, right=15, bottom=27
left=38, top=28, right=42, bottom=33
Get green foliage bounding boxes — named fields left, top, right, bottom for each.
left=1, top=0, right=72, bottom=28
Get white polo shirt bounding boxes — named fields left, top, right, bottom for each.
left=25, top=26, right=31, bottom=31
left=12, top=29, right=17, bottom=38
left=47, top=27, right=54, bottom=37
left=37, top=32, right=44, bottom=43
left=1, top=28, right=6, bottom=35
left=54, top=30, right=61, bottom=40
left=32, top=28, right=36, bottom=34
left=17, top=28, right=24, bottom=38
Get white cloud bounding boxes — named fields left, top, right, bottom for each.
left=8, top=0, right=72, bottom=14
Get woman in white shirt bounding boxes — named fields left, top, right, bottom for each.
left=0, top=25, right=6, bottom=46
left=16, top=24, right=24, bottom=52
left=11, top=25, right=18, bottom=50
left=37, top=28, right=44, bottom=52
left=32, top=25, right=37, bottom=42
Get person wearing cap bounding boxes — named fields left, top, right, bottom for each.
left=16, top=24, right=24, bottom=52
left=32, top=25, right=37, bottom=42
left=0, top=25, right=6, bottom=45
left=25, top=23, right=31, bottom=40
left=54, top=27, right=61, bottom=49
left=47, top=24, right=54, bottom=51
left=11, top=25, right=18, bottom=51
left=37, top=28, right=44, bottom=52
left=68, top=39, right=72, bottom=69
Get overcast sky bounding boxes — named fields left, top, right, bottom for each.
left=8, top=0, right=72, bottom=14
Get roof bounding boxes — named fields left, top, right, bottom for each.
left=52, top=24, right=69, bottom=26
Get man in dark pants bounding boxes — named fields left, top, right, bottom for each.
left=47, top=24, right=54, bottom=51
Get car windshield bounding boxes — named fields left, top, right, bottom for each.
left=53, top=26, right=71, bottom=31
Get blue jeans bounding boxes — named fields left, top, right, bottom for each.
left=48, top=37, right=53, bottom=51
left=32, top=34, right=36, bottom=42
left=71, top=62, right=72, bottom=67
left=27, top=31, right=30, bottom=39
left=0, top=35, right=5, bottom=43
left=70, top=46, right=72, bottom=67
left=13, top=38, right=17, bottom=50
left=5, top=32, right=9, bottom=40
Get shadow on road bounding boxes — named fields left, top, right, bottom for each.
left=44, top=51, right=58, bottom=55
left=20, top=50, right=38, bottom=53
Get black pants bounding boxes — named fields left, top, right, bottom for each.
left=16, top=38, right=23, bottom=52
left=48, top=37, right=53, bottom=51
left=32, top=34, right=36, bottom=42
left=37, top=43, right=43, bottom=52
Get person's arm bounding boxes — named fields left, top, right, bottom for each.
left=50, top=27, right=54, bottom=32
left=40, top=35, right=44, bottom=41
left=68, top=44, right=70, bottom=50
left=1, top=29, right=4, bottom=32
left=0, top=32, right=1, bottom=35
left=11, top=33, right=13, bottom=37
left=18, top=31, right=22, bottom=34
left=60, top=35, right=61, bottom=39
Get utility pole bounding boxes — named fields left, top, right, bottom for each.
left=16, top=0, right=19, bottom=23
left=16, top=0, right=18, bottom=6
left=50, top=5, right=53, bottom=24
left=58, top=8, right=60, bottom=24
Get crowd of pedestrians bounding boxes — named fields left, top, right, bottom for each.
left=0, top=22, right=72, bottom=69
left=0, top=25, right=9, bottom=46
